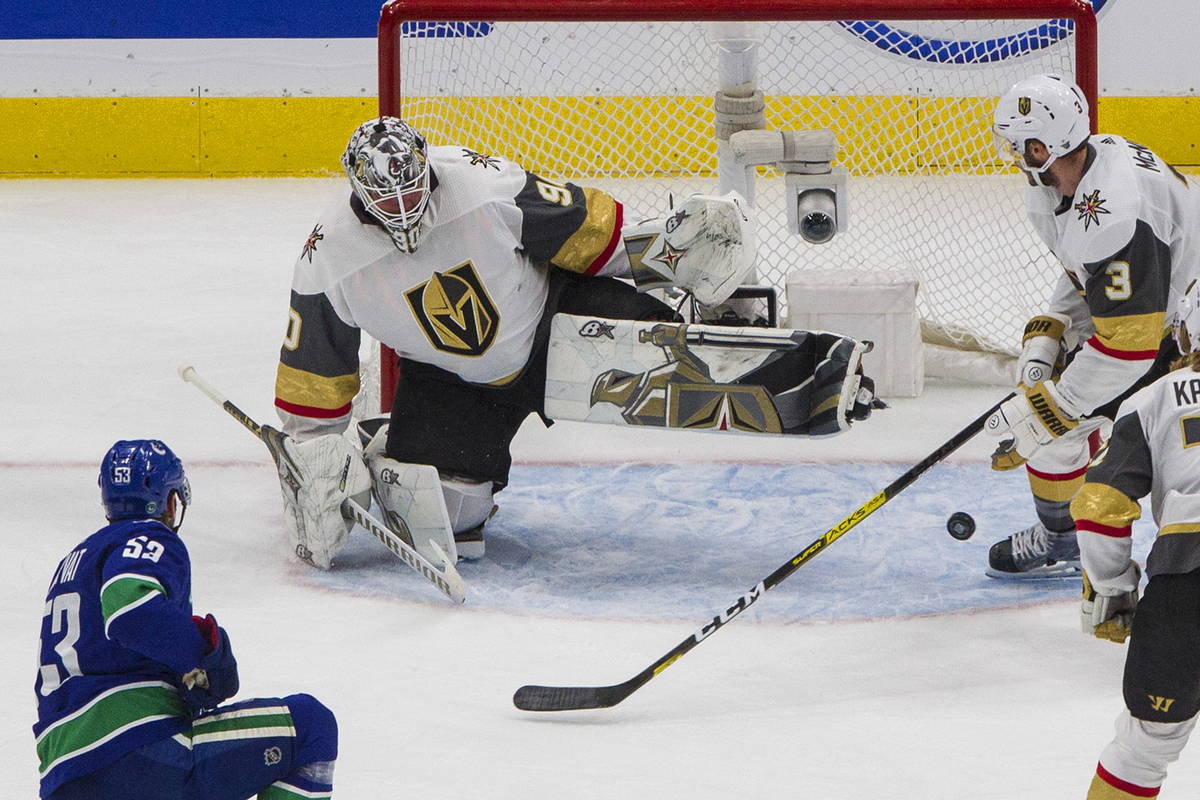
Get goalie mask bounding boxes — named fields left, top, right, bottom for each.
left=993, top=74, right=1089, bottom=183
left=100, top=439, right=191, bottom=529
left=342, top=117, right=432, bottom=253
left=1175, top=280, right=1200, bottom=355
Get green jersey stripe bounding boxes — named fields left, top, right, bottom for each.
left=37, top=684, right=186, bottom=775
left=100, top=573, right=165, bottom=625
left=260, top=781, right=332, bottom=800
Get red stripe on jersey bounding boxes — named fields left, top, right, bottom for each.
left=584, top=201, right=624, bottom=276
left=1086, top=336, right=1159, bottom=361
left=1076, top=519, right=1132, bottom=538
left=1096, top=762, right=1160, bottom=797
left=1026, top=464, right=1088, bottom=482
left=274, top=397, right=351, bottom=419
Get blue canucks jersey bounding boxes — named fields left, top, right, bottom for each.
left=33, top=519, right=210, bottom=797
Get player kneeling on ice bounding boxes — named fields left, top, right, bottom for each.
left=33, top=440, right=338, bottom=800
left=1072, top=285, right=1200, bottom=799
left=983, top=74, right=1200, bottom=579
left=271, top=116, right=876, bottom=569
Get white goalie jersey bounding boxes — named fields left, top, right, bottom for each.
left=275, top=145, right=630, bottom=435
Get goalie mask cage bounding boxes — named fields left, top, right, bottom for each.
left=371, top=0, right=1097, bottom=412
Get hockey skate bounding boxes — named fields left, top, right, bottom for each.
left=986, top=521, right=1081, bottom=579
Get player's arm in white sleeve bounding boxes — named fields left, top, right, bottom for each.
left=1069, top=405, right=1151, bottom=642
left=274, top=287, right=362, bottom=439
left=1054, top=220, right=1173, bottom=416
left=1070, top=407, right=1150, bottom=589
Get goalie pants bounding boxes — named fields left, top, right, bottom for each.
left=385, top=269, right=677, bottom=489
left=46, top=694, right=337, bottom=800
left=1028, top=337, right=1178, bottom=532
left=1088, top=567, right=1200, bottom=796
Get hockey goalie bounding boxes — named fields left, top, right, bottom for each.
left=269, top=116, right=877, bottom=570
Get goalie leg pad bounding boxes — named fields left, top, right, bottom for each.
left=545, top=313, right=871, bottom=437
left=366, top=455, right=460, bottom=566
left=360, top=416, right=493, bottom=560
left=278, top=434, right=372, bottom=570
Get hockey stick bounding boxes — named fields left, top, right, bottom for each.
left=178, top=365, right=466, bottom=604
left=513, top=392, right=1015, bottom=711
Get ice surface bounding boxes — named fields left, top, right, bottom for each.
left=2, top=180, right=1195, bottom=798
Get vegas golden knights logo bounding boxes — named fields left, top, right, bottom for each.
left=405, top=261, right=499, bottom=356
left=1018, top=96, right=1031, bottom=115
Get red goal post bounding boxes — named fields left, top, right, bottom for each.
left=373, top=0, right=1098, bottom=412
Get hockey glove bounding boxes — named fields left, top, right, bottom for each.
left=985, top=381, right=1080, bottom=468
left=1081, top=565, right=1140, bottom=644
left=277, top=433, right=373, bottom=570
left=1017, top=313, right=1071, bottom=388
left=180, top=614, right=239, bottom=711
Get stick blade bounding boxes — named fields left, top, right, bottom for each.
left=513, top=682, right=633, bottom=712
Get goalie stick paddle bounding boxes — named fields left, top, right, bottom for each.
left=177, top=365, right=466, bottom=604
left=512, top=393, right=1015, bottom=712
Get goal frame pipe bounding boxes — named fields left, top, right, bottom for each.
left=374, top=0, right=1098, bottom=410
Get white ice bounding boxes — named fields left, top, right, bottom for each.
left=2, top=180, right=1195, bottom=798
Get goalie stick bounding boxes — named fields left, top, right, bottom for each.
left=513, top=392, right=1015, bottom=711
left=178, top=365, right=466, bottom=604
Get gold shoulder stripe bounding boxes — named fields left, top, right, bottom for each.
left=1092, top=311, right=1166, bottom=354
left=275, top=362, right=359, bottom=413
left=550, top=187, right=618, bottom=274
left=1070, top=482, right=1142, bottom=531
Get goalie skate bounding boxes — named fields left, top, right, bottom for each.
left=985, top=521, right=1081, bottom=580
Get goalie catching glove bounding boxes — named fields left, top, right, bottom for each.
left=622, top=191, right=757, bottom=307
left=274, top=433, right=372, bottom=570
left=1081, top=563, right=1140, bottom=644
left=985, top=381, right=1081, bottom=470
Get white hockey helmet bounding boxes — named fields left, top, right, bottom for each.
left=993, top=74, right=1090, bottom=178
left=1174, top=280, right=1200, bottom=354
left=342, top=117, right=432, bottom=253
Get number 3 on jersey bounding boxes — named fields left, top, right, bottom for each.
left=1105, top=261, right=1132, bottom=301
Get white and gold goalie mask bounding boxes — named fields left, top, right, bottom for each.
left=342, top=116, right=432, bottom=253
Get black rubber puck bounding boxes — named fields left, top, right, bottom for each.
left=947, top=511, right=976, bottom=541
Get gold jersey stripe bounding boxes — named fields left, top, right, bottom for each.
left=1026, top=471, right=1086, bottom=503
left=1092, top=312, right=1167, bottom=355
left=1070, top=482, right=1143, bottom=531
left=550, top=187, right=620, bottom=274
left=1158, top=521, right=1200, bottom=537
left=274, top=362, right=359, bottom=412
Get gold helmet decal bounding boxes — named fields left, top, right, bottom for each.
left=405, top=261, right=499, bottom=356
left=1018, top=96, right=1031, bottom=115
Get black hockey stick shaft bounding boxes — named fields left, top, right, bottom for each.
left=513, top=393, right=1015, bottom=712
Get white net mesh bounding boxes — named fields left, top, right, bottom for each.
left=372, top=15, right=1090, bottom=407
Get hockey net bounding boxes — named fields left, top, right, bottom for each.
left=361, top=0, right=1097, bottom=414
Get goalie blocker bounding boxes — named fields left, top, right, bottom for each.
left=545, top=314, right=875, bottom=436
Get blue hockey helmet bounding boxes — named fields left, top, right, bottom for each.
left=99, top=440, right=191, bottom=526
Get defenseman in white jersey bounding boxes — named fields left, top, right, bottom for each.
left=984, top=74, right=1200, bottom=578
left=269, top=117, right=874, bottom=571
left=1069, top=285, right=1200, bottom=799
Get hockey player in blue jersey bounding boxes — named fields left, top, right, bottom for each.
left=34, top=439, right=338, bottom=800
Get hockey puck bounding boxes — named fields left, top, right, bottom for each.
left=946, top=512, right=976, bottom=541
